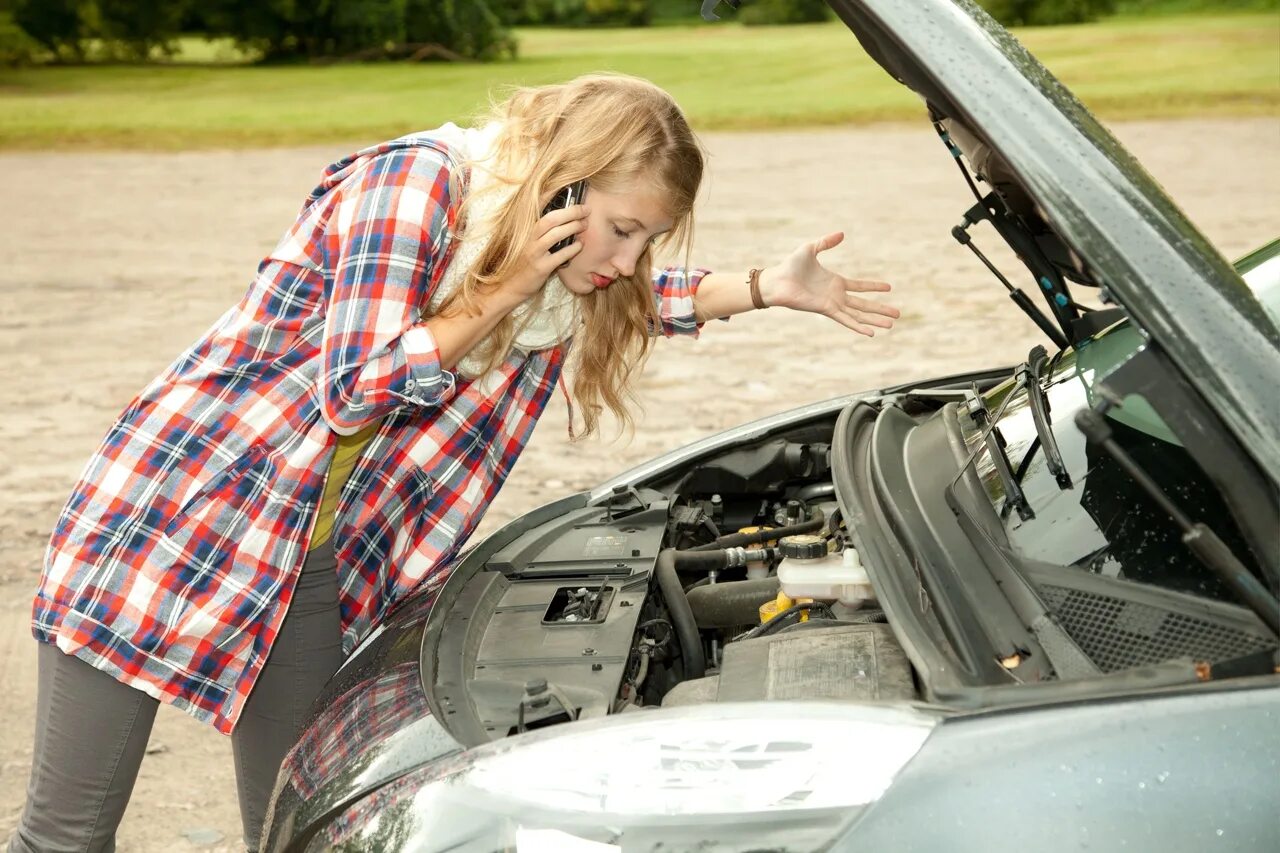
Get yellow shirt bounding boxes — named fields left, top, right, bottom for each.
left=309, top=421, right=381, bottom=551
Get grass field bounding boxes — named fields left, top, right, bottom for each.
left=0, top=12, right=1275, bottom=150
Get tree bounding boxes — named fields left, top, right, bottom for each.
left=10, top=0, right=88, bottom=60
left=405, top=0, right=516, bottom=62
left=96, top=0, right=189, bottom=60
left=0, top=0, right=39, bottom=65
left=198, top=0, right=514, bottom=62
left=492, top=0, right=654, bottom=26
left=331, top=0, right=408, bottom=55
left=979, top=0, right=1118, bottom=26
left=738, top=0, right=831, bottom=26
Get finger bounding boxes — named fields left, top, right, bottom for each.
left=846, top=294, right=902, bottom=319
left=843, top=277, right=892, bottom=293
left=852, top=311, right=896, bottom=330
left=831, top=310, right=877, bottom=337
left=813, top=231, right=845, bottom=254
left=538, top=203, right=590, bottom=236
left=546, top=238, right=584, bottom=269
left=537, top=217, right=588, bottom=252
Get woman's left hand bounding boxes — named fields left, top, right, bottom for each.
left=762, top=231, right=900, bottom=337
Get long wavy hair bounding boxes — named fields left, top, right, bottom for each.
left=437, top=73, right=705, bottom=439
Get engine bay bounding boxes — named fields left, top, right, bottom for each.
left=426, top=414, right=921, bottom=744
left=423, top=378, right=1277, bottom=748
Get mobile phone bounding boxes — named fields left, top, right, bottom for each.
left=542, top=179, right=588, bottom=254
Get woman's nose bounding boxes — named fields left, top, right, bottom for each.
left=611, top=251, right=639, bottom=278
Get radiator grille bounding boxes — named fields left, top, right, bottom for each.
left=1038, top=585, right=1275, bottom=673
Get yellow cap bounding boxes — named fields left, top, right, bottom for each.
left=758, top=591, right=809, bottom=625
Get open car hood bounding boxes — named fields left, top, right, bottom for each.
left=826, top=0, right=1280, bottom=479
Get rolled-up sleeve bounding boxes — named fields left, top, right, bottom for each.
left=319, top=147, right=457, bottom=434
left=650, top=266, right=720, bottom=338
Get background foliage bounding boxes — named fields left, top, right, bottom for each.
left=1, top=0, right=1276, bottom=66
left=738, top=0, right=830, bottom=26
left=496, top=0, right=655, bottom=27
left=1, top=0, right=517, bottom=63
left=979, top=0, right=1117, bottom=25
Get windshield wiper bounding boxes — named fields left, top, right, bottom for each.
left=960, top=377, right=1034, bottom=521
left=1015, top=345, right=1073, bottom=490
left=1075, top=407, right=1280, bottom=637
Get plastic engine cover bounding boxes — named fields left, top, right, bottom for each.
left=662, top=623, right=915, bottom=706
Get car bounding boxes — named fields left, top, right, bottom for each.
left=259, top=1, right=1280, bottom=850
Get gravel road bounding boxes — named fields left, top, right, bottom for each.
left=1, top=118, right=1276, bottom=851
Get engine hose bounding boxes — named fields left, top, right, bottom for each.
left=654, top=550, right=706, bottom=679
left=688, top=513, right=824, bottom=552
left=686, top=577, right=781, bottom=628
left=795, top=482, right=836, bottom=503
left=669, top=548, right=736, bottom=572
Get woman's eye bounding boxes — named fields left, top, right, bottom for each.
left=612, top=226, right=633, bottom=239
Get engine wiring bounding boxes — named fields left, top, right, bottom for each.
left=734, top=601, right=839, bottom=642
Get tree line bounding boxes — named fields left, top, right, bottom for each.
left=0, top=0, right=1120, bottom=65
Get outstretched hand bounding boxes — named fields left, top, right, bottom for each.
left=764, top=232, right=900, bottom=336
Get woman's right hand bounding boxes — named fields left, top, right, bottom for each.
left=507, top=203, right=589, bottom=301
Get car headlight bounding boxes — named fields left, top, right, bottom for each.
left=317, top=702, right=940, bottom=852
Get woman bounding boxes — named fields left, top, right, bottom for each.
left=10, top=73, right=899, bottom=852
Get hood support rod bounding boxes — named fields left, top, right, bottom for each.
left=952, top=205, right=1069, bottom=350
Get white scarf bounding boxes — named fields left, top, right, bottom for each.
left=424, top=122, right=580, bottom=379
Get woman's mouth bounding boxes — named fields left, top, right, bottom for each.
left=590, top=273, right=613, bottom=289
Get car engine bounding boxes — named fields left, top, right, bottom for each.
left=425, top=415, right=918, bottom=744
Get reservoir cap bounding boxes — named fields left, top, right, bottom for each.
left=778, top=534, right=827, bottom=559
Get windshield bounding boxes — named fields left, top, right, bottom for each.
left=1237, top=238, right=1280, bottom=326
left=961, top=245, right=1277, bottom=604
left=968, top=327, right=1251, bottom=602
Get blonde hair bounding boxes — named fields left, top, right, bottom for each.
left=439, top=73, right=705, bottom=440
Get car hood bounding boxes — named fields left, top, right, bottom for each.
left=826, top=0, right=1280, bottom=480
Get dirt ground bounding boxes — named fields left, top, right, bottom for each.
left=1, top=118, right=1277, bottom=851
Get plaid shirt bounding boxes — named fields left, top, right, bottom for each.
left=33, top=131, right=711, bottom=734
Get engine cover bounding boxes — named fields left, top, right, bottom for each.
left=428, top=501, right=669, bottom=743
left=662, top=622, right=915, bottom=706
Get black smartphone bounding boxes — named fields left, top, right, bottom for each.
left=541, top=179, right=588, bottom=254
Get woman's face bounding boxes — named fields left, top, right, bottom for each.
left=557, top=182, right=675, bottom=296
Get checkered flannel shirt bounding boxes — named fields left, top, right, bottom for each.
left=33, top=130, right=711, bottom=733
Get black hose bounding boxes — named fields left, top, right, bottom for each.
left=688, top=514, right=824, bottom=552
left=686, top=577, right=781, bottom=628
left=654, top=550, right=706, bottom=679
left=670, top=549, right=737, bottom=571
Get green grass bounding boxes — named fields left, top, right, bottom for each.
left=0, top=13, right=1275, bottom=150
left=1114, top=0, right=1278, bottom=17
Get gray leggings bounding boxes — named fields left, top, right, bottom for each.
left=7, top=543, right=345, bottom=853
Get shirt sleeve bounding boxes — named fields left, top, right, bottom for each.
left=318, top=147, right=458, bottom=435
left=649, top=266, right=722, bottom=338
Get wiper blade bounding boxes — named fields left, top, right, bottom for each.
left=1075, top=407, right=1280, bottom=638
left=1016, top=345, right=1073, bottom=490
left=959, top=377, right=1035, bottom=521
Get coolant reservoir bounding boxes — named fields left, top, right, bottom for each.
left=777, top=535, right=875, bottom=607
